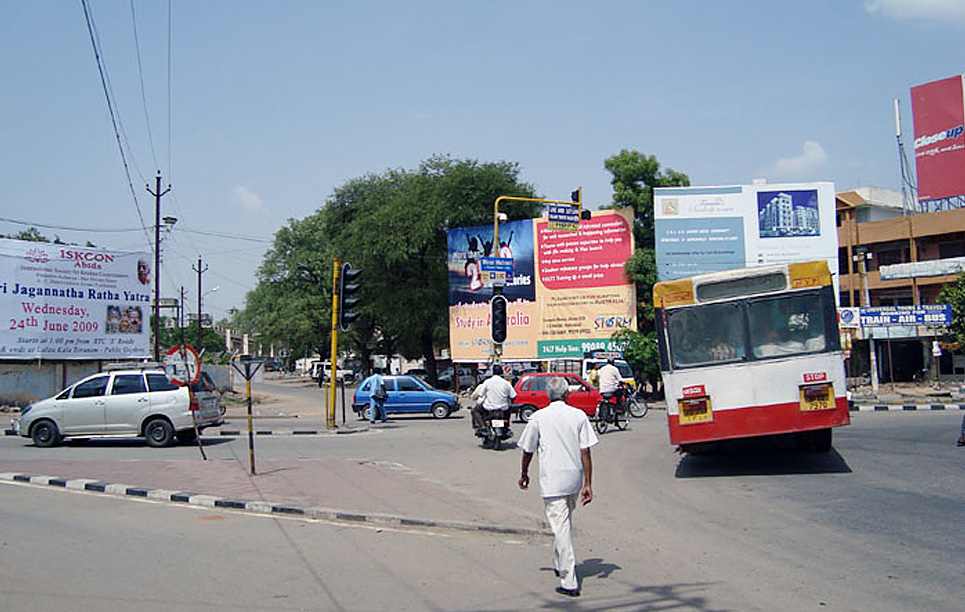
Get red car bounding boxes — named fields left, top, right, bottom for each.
left=513, top=372, right=600, bottom=422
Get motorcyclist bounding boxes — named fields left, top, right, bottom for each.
left=597, top=358, right=623, bottom=422
left=471, top=364, right=516, bottom=438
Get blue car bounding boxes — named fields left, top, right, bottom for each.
left=353, top=375, right=459, bottom=420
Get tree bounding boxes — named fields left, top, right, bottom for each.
left=237, top=155, right=540, bottom=381
left=937, top=272, right=965, bottom=348
left=603, top=150, right=689, bottom=385
left=235, top=214, right=333, bottom=363
left=320, top=156, right=540, bottom=382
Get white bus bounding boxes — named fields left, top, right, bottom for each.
left=653, top=261, right=850, bottom=452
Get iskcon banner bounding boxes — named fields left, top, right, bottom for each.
left=0, top=238, right=152, bottom=359
left=446, top=209, right=636, bottom=361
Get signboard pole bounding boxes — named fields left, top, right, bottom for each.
left=230, top=357, right=262, bottom=475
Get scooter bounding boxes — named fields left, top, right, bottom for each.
left=482, top=409, right=512, bottom=450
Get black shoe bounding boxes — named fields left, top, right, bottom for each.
left=554, top=569, right=560, bottom=577
left=474, top=429, right=485, bottom=438
left=555, top=586, right=580, bottom=597
left=957, top=435, right=965, bottom=447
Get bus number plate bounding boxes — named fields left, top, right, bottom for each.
left=799, top=384, right=833, bottom=411
left=678, top=397, right=713, bottom=425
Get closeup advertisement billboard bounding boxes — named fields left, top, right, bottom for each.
left=446, top=209, right=636, bottom=361
left=653, top=182, right=838, bottom=294
left=911, top=75, right=965, bottom=204
left=0, top=238, right=152, bottom=360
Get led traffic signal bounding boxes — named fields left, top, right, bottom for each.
left=490, top=293, right=508, bottom=343
left=338, top=263, right=362, bottom=331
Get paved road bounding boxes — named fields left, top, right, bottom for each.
left=2, top=383, right=963, bottom=611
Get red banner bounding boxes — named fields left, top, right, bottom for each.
left=911, top=75, right=965, bottom=202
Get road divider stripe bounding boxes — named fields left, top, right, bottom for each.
left=0, top=472, right=550, bottom=537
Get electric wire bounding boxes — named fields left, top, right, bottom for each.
left=80, top=0, right=152, bottom=251
left=129, top=0, right=159, bottom=171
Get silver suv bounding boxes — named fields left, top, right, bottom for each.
left=14, top=368, right=223, bottom=447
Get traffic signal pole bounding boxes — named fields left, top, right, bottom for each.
left=328, top=259, right=340, bottom=430
left=490, top=188, right=585, bottom=364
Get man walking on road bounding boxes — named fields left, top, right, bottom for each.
left=518, top=376, right=598, bottom=597
left=365, top=372, right=388, bottom=424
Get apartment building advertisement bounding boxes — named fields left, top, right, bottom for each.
left=911, top=75, right=965, bottom=203
left=653, top=182, right=838, bottom=290
left=0, top=238, right=152, bottom=359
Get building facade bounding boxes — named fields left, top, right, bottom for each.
left=836, top=187, right=965, bottom=381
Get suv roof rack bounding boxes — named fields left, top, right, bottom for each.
left=104, top=361, right=163, bottom=371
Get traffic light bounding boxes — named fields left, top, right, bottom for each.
left=338, top=262, right=362, bottom=331
left=490, top=293, right=508, bottom=343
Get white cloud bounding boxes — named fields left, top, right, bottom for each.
left=863, top=0, right=965, bottom=22
left=765, top=141, right=829, bottom=180
left=231, top=186, right=267, bottom=214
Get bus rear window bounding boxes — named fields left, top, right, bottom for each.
left=667, top=303, right=746, bottom=368
left=748, top=294, right=828, bottom=358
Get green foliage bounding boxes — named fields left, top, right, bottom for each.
left=937, top=272, right=965, bottom=347
left=604, top=149, right=689, bottom=247
left=611, top=328, right=660, bottom=380
left=237, top=155, right=539, bottom=375
left=604, top=150, right=689, bottom=379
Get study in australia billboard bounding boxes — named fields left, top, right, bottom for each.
left=1, top=238, right=152, bottom=360
left=447, top=209, right=636, bottom=361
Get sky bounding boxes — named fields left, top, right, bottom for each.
left=1, top=0, right=964, bottom=321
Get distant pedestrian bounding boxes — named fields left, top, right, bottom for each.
left=518, top=376, right=598, bottom=598
left=587, top=363, right=600, bottom=388
left=364, top=373, right=388, bottom=424
left=957, top=412, right=964, bottom=447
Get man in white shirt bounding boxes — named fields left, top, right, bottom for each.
left=598, top=358, right=622, bottom=396
left=471, top=365, right=516, bottom=437
left=597, top=358, right=623, bottom=424
left=518, top=376, right=599, bottom=597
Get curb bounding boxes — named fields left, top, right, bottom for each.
left=3, top=427, right=372, bottom=438
left=850, top=403, right=965, bottom=412
left=0, top=472, right=551, bottom=538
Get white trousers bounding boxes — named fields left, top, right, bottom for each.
left=544, top=493, right=579, bottom=590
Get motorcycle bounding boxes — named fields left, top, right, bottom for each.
left=595, top=385, right=630, bottom=434
left=482, top=409, right=512, bottom=450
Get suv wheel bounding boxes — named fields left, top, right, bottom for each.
left=144, top=418, right=175, bottom=447
left=31, top=420, right=61, bottom=447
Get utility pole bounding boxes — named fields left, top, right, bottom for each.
left=179, top=286, right=186, bottom=347
left=193, top=255, right=208, bottom=352
left=147, top=172, right=171, bottom=362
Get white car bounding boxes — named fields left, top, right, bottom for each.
left=14, top=368, right=222, bottom=447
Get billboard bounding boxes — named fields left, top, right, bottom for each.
left=653, top=182, right=838, bottom=293
left=0, top=239, right=152, bottom=360
left=911, top=75, right=965, bottom=204
left=447, top=209, right=636, bottom=361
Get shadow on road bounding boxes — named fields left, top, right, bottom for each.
left=675, top=439, right=852, bottom=478
left=59, top=437, right=234, bottom=449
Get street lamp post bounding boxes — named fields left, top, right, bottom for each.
left=198, top=285, right=219, bottom=352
